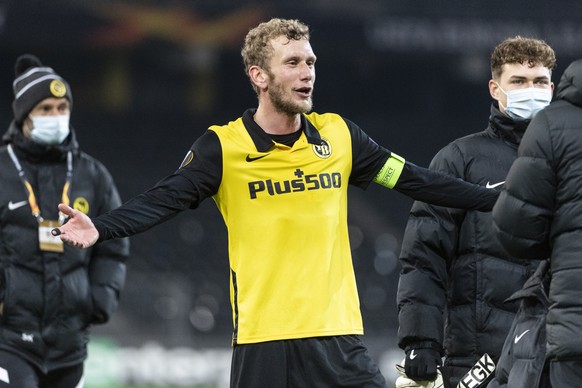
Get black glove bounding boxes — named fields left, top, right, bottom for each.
left=404, top=344, right=442, bottom=381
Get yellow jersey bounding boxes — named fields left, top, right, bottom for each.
left=208, top=110, right=389, bottom=344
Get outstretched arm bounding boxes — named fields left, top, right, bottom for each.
left=52, top=203, right=99, bottom=248
left=374, top=153, right=499, bottom=211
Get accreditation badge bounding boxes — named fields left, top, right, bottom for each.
left=38, top=219, right=64, bottom=252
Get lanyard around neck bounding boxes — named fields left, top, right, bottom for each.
left=7, top=144, right=72, bottom=224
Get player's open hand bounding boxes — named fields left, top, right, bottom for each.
left=51, top=203, right=99, bottom=248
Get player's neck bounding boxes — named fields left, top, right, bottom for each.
left=254, top=103, right=301, bottom=135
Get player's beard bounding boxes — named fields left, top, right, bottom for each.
left=268, top=77, right=313, bottom=115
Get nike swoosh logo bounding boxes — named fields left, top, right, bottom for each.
left=246, top=154, right=269, bottom=162
left=514, top=329, right=530, bottom=344
left=486, top=181, right=505, bottom=189
left=409, top=349, right=417, bottom=360
left=8, top=200, right=28, bottom=211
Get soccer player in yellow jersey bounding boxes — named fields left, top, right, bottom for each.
left=53, top=18, right=498, bottom=387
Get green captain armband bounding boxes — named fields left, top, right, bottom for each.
left=374, top=152, right=405, bottom=189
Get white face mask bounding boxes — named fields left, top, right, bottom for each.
left=497, top=84, right=552, bottom=121
left=30, top=115, right=70, bottom=145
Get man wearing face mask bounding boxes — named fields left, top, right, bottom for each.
left=0, top=54, right=129, bottom=387
left=396, top=36, right=555, bottom=387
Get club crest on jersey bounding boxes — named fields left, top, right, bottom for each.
left=313, top=138, right=331, bottom=159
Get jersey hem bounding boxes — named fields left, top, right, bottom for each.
left=234, top=328, right=365, bottom=345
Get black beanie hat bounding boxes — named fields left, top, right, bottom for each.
left=12, top=54, right=73, bottom=124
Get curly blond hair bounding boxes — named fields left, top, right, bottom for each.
left=241, top=18, right=310, bottom=94
left=491, top=36, right=556, bottom=79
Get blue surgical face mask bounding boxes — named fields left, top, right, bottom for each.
left=497, top=83, right=552, bottom=121
left=30, top=115, right=70, bottom=145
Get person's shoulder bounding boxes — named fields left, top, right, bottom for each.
left=434, top=131, right=480, bottom=149
left=537, top=100, right=582, bottom=141
left=75, top=150, right=98, bottom=163
left=430, top=130, right=493, bottom=162
left=526, top=101, right=568, bottom=135
left=304, top=111, right=351, bottom=130
left=304, top=111, right=343, bottom=121
left=445, top=129, right=497, bottom=150
left=209, top=116, right=244, bottom=136
left=453, top=129, right=491, bottom=143
left=546, top=99, right=579, bottom=116
left=75, top=151, right=113, bottom=174
left=211, top=116, right=244, bottom=128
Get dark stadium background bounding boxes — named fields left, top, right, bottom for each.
left=1, top=0, right=581, bottom=386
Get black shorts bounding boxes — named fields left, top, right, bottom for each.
left=230, top=335, right=387, bottom=388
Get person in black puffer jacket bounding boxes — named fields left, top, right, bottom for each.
left=0, top=54, right=129, bottom=387
left=492, top=58, right=582, bottom=386
left=397, top=37, right=556, bottom=387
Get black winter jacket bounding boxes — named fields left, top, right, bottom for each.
left=487, top=259, right=551, bottom=388
left=493, top=59, right=582, bottom=367
left=487, top=260, right=551, bottom=388
left=397, top=104, right=541, bottom=384
left=0, top=122, right=129, bottom=373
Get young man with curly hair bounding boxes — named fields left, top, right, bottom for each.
left=397, top=36, right=556, bottom=387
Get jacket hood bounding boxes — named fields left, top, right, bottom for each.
left=2, top=120, right=80, bottom=162
left=556, top=58, right=582, bottom=107
left=488, top=102, right=529, bottom=145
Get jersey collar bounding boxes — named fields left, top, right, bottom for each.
left=242, top=109, right=323, bottom=152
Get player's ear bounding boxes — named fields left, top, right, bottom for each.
left=249, top=65, right=268, bottom=91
